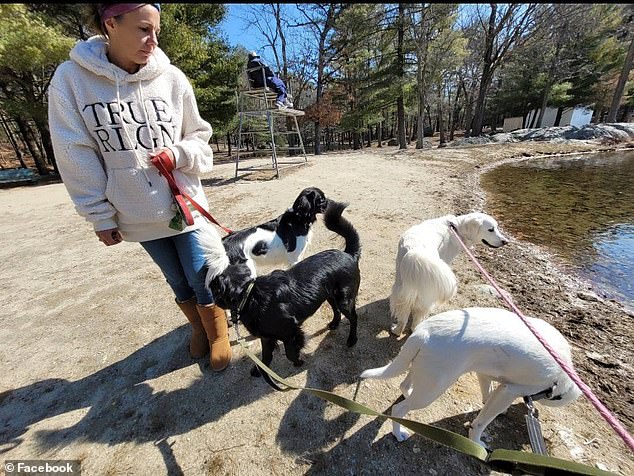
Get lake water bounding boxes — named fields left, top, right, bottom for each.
left=481, top=150, right=634, bottom=310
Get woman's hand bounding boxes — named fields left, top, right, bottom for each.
left=152, top=147, right=175, bottom=171
left=96, top=228, right=122, bottom=246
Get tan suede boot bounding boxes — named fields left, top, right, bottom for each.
left=176, top=297, right=209, bottom=359
left=197, top=304, right=232, bottom=371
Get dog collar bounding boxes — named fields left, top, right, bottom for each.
left=237, top=280, right=255, bottom=315
left=525, top=384, right=562, bottom=402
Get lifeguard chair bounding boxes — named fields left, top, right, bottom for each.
left=234, top=63, right=308, bottom=179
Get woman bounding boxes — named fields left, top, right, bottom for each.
left=47, top=3, right=231, bottom=371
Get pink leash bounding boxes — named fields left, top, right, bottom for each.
left=449, top=224, right=634, bottom=453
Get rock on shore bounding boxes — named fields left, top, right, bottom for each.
left=450, top=123, right=634, bottom=147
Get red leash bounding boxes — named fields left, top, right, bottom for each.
left=150, top=151, right=233, bottom=235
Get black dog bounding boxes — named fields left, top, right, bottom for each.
left=207, top=200, right=361, bottom=380
left=222, top=187, right=329, bottom=277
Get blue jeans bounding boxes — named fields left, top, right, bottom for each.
left=266, top=76, right=287, bottom=103
left=140, top=228, right=214, bottom=305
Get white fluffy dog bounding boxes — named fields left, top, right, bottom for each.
left=361, top=307, right=582, bottom=447
left=389, top=212, right=508, bottom=336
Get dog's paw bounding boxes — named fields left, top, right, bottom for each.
left=394, top=428, right=411, bottom=442
left=293, top=359, right=304, bottom=367
left=346, top=336, right=358, bottom=347
left=250, top=365, right=262, bottom=377
left=467, top=426, right=491, bottom=450
left=399, top=385, right=413, bottom=398
left=390, top=322, right=405, bottom=336
left=473, top=438, right=489, bottom=450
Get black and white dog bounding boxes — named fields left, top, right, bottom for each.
left=204, top=200, right=361, bottom=381
left=222, top=187, right=329, bottom=277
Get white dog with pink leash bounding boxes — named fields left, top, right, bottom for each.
left=361, top=307, right=582, bottom=448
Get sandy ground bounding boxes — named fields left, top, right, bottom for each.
left=1, top=140, right=633, bottom=476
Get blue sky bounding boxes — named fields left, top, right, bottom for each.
left=216, top=4, right=491, bottom=63
left=218, top=4, right=260, bottom=52
left=218, top=4, right=305, bottom=64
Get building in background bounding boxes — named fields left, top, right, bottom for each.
left=504, top=106, right=595, bottom=132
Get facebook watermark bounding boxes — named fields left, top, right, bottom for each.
left=4, top=460, right=81, bottom=475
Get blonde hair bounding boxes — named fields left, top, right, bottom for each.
left=84, top=3, right=138, bottom=37
left=84, top=4, right=109, bottom=37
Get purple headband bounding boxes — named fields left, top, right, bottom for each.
left=99, top=4, right=161, bottom=27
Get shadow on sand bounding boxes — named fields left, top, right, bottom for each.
left=0, top=297, right=533, bottom=475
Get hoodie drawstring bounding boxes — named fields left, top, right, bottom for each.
left=115, top=74, right=153, bottom=187
left=137, top=81, right=156, bottom=158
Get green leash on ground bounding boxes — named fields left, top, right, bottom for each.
left=237, top=340, right=617, bottom=476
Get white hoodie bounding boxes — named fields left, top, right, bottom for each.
left=48, top=36, right=214, bottom=242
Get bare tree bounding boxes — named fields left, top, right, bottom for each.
left=532, top=4, right=590, bottom=127
left=293, top=3, right=349, bottom=155
left=243, top=4, right=285, bottom=72
left=469, top=4, right=537, bottom=137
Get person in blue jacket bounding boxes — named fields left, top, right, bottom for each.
left=246, top=51, right=293, bottom=109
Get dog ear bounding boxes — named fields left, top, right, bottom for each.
left=314, top=191, right=328, bottom=213
left=459, top=214, right=484, bottom=242
left=293, top=194, right=313, bottom=219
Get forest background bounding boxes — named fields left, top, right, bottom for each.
left=0, top=3, right=633, bottom=175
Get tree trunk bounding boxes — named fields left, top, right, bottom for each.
left=536, top=80, right=553, bottom=128
left=0, top=112, right=27, bottom=168
left=397, top=3, right=407, bottom=149
left=314, top=37, right=326, bottom=155
left=415, top=9, right=430, bottom=150
left=472, top=69, right=492, bottom=137
left=449, top=82, right=460, bottom=142
left=462, top=84, right=474, bottom=138
left=438, top=88, right=446, bottom=146
left=396, top=95, right=406, bottom=145
left=416, top=80, right=426, bottom=147
left=15, top=117, right=48, bottom=175
left=620, top=105, right=631, bottom=122
left=226, top=131, right=232, bottom=156
left=537, top=37, right=561, bottom=129
left=377, top=121, right=382, bottom=147
left=32, top=116, right=57, bottom=174
left=471, top=4, right=497, bottom=137
left=607, top=34, right=634, bottom=123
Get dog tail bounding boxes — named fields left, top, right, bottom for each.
left=323, top=200, right=361, bottom=261
left=360, top=334, right=420, bottom=380
left=197, top=223, right=230, bottom=288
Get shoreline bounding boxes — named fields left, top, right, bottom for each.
left=471, top=144, right=634, bottom=315
left=456, top=142, right=633, bottom=437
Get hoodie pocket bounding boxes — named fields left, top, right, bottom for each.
left=105, top=167, right=175, bottom=224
